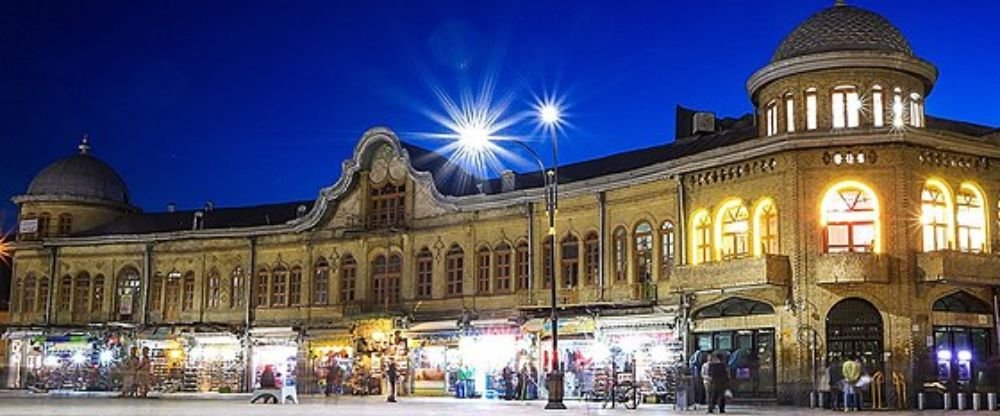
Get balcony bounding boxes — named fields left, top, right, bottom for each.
left=812, top=253, right=892, bottom=284
left=673, top=255, right=791, bottom=292
left=917, top=251, right=1000, bottom=286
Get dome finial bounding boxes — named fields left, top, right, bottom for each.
left=78, top=133, right=91, bottom=154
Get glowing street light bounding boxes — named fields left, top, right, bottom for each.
left=539, top=103, right=561, bottom=126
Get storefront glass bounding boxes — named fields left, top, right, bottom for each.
left=21, top=331, right=128, bottom=391
left=931, top=326, right=992, bottom=391
left=693, top=328, right=776, bottom=398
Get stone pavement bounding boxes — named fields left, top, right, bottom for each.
left=0, top=394, right=983, bottom=415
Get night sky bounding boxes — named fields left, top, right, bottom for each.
left=1, top=0, right=998, bottom=229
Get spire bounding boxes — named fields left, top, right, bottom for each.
left=78, top=134, right=91, bottom=154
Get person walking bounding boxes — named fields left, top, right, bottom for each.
left=707, top=351, right=730, bottom=414
left=386, top=359, right=398, bottom=403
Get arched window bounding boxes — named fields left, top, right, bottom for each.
left=37, top=277, right=50, bottom=313
left=116, top=267, right=141, bottom=319
left=892, top=87, right=904, bottom=128
left=957, top=183, right=987, bottom=253
left=57, top=213, right=72, bottom=236
left=634, top=222, right=653, bottom=284
left=909, top=93, right=924, bottom=127
left=22, top=274, right=37, bottom=314
left=543, top=236, right=554, bottom=288
left=933, top=291, right=991, bottom=314
left=91, top=274, right=104, bottom=313
left=494, top=243, right=512, bottom=293
left=821, top=181, right=880, bottom=253
left=753, top=199, right=779, bottom=256
left=715, top=200, right=750, bottom=260
left=230, top=267, right=245, bottom=308
left=164, top=271, right=181, bottom=319
left=313, top=258, right=330, bottom=305
left=561, top=234, right=580, bottom=289
left=416, top=248, right=433, bottom=299
left=765, top=100, right=778, bottom=137
left=476, top=246, right=491, bottom=294
left=613, top=227, right=627, bottom=281
left=73, top=272, right=90, bottom=314
left=59, top=275, right=72, bottom=312
left=182, top=271, right=195, bottom=311
left=289, top=266, right=303, bottom=305
left=37, top=213, right=51, bottom=238
left=660, top=222, right=675, bottom=277
left=921, top=180, right=954, bottom=252
left=694, top=297, right=775, bottom=319
left=690, top=210, right=712, bottom=265
left=805, top=88, right=818, bottom=130
left=206, top=267, right=221, bottom=309
left=255, top=267, right=269, bottom=307
left=871, top=85, right=884, bottom=127
left=368, top=183, right=406, bottom=229
left=271, top=265, right=287, bottom=307
left=340, top=255, right=357, bottom=302
left=151, top=272, right=165, bottom=313
left=372, top=254, right=401, bottom=307
left=446, top=245, right=464, bottom=296
left=785, top=93, right=795, bottom=133
left=831, top=85, right=860, bottom=128
left=584, top=232, right=600, bottom=285
left=515, top=241, right=529, bottom=291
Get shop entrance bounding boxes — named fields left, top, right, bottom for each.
left=930, top=291, right=995, bottom=393
left=825, top=298, right=884, bottom=373
left=693, top=329, right=776, bottom=398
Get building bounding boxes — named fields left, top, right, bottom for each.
left=4, top=1, right=1000, bottom=404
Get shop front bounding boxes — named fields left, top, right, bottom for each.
left=9, top=329, right=129, bottom=391
left=305, top=328, right=354, bottom=394
left=249, top=327, right=299, bottom=391
left=528, top=315, right=597, bottom=399
left=338, top=318, right=407, bottom=396
left=133, top=328, right=245, bottom=393
left=406, top=321, right=457, bottom=397
left=596, top=314, right=682, bottom=401
left=927, top=291, right=996, bottom=394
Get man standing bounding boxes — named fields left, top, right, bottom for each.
left=842, top=356, right=862, bottom=411
left=707, top=351, right=730, bottom=414
left=386, top=359, right=398, bottom=403
left=502, top=364, right=514, bottom=400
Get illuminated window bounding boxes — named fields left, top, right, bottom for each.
left=92, top=274, right=104, bottom=313
left=634, top=222, right=653, bottom=283
left=765, top=100, right=778, bottom=136
left=59, top=275, right=72, bottom=312
left=753, top=199, right=779, bottom=256
left=22, top=274, right=36, bottom=314
left=515, top=241, right=529, bottom=291
left=562, top=234, right=580, bottom=289
left=832, top=86, right=860, bottom=128
left=785, top=94, right=795, bottom=133
left=206, top=267, right=221, bottom=309
left=909, top=93, right=924, bottom=127
left=494, top=243, right=512, bottom=293
left=806, top=88, right=818, bottom=130
left=921, top=181, right=953, bottom=252
left=585, top=232, right=600, bottom=285
left=477, top=246, right=491, bottom=294
left=340, top=255, right=357, bottom=302
left=368, top=183, right=406, bottom=229
left=372, top=254, right=401, bottom=307
left=231, top=267, right=245, bottom=308
left=57, top=214, right=72, bottom=236
left=892, top=88, right=904, bottom=128
left=288, top=266, right=302, bottom=305
left=116, top=267, right=141, bottom=319
left=38, top=213, right=51, bottom=238
left=313, top=259, right=329, bottom=305
left=613, top=227, right=627, bottom=281
left=271, top=265, right=287, bottom=307
left=446, top=245, right=464, bottom=296
left=255, top=267, right=269, bottom=307
left=716, top=201, right=750, bottom=260
left=543, top=236, right=554, bottom=288
left=73, top=272, right=90, bottom=314
left=691, top=210, right=712, bottom=265
left=182, top=271, right=195, bottom=311
left=416, top=249, right=433, bottom=299
left=822, top=182, right=880, bottom=253
left=957, top=183, right=987, bottom=253
left=871, top=85, right=884, bottom=127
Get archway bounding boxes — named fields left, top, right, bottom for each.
left=826, top=298, right=884, bottom=372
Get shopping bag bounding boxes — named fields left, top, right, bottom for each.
left=725, top=389, right=733, bottom=399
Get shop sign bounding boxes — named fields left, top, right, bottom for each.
left=541, top=317, right=595, bottom=337
left=19, top=219, right=38, bottom=234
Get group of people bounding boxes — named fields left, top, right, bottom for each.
left=119, top=346, right=153, bottom=398
left=699, top=351, right=732, bottom=414
left=499, top=363, right=540, bottom=401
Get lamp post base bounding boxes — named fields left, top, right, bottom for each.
left=545, top=371, right=567, bottom=410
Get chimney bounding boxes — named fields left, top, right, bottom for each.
left=193, top=211, right=205, bottom=230
left=675, top=105, right=716, bottom=138
left=692, top=112, right=716, bottom=134
left=204, top=201, right=215, bottom=211
left=166, top=202, right=176, bottom=213
left=500, top=170, right=517, bottom=192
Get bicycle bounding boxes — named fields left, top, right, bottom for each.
left=601, top=381, right=640, bottom=410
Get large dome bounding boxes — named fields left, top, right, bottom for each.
left=771, top=4, right=913, bottom=62
left=26, top=140, right=130, bottom=205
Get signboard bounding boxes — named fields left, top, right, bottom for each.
left=19, top=219, right=38, bottom=234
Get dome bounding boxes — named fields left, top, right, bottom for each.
left=771, top=4, right=913, bottom=62
left=26, top=139, right=130, bottom=204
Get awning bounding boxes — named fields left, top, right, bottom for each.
left=598, top=313, right=677, bottom=334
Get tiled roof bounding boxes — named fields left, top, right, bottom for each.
left=75, top=200, right=314, bottom=237
left=772, top=5, right=913, bottom=62
left=925, top=115, right=999, bottom=138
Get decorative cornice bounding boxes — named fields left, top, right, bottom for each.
left=11, top=193, right=139, bottom=213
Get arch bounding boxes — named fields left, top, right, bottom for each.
left=313, top=257, right=330, bottom=306
left=271, top=264, right=288, bottom=307
left=116, top=266, right=141, bottom=319
left=514, top=240, right=530, bottom=291
left=690, top=209, right=712, bottom=265
left=752, top=198, right=779, bottom=257
left=494, top=243, right=512, bottom=293
left=831, top=84, right=860, bottom=128
left=164, top=270, right=182, bottom=319
left=693, top=297, right=775, bottom=319
left=561, top=233, right=580, bottom=288
left=584, top=231, right=600, bottom=285
left=957, top=182, right=988, bottom=253
left=37, top=276, right=50, bottom=314
left=933, top=291, right=991, bottom=314
left=612, top=226, right=628, bottom=281
left=446, top=244, right=465, bottom=297
left=182, top=271, right=196, bottom=311
left=206, top=267, right=222, bottom=309
left=826, top=298, right=884, bottom=369
left=714, top=199, right=750, bottom=261
left=339, top=254, right=357, bottom=302
left=633, top=222, right=653, bottom=284
left=73, top=272, right=90, bottom=314
left=59, top=274, right=72, bottom=312
left=21, top=273, right=37, bottom=314
left=230, top=266, right=246, bottom=308
left=920, top=179, right=955, bottom=252
left=288, top=265, right=303, bottom=305
left=416, top=247, right=434, bottom=299
left=255, top=266, right=270, bottom=307
left=91, top=274, right=105, bottom=313
left=476, top=245, right=491, bottom=294
left=820, top=180, right=881, bottom=253
left=870, top=84, right=885, bottom=127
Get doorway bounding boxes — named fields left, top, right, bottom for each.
left=826, top=298, right=884, bottom=373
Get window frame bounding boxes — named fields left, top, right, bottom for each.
left=340, top=255, right=357, bottom=303
left=634, top=222, right=653, bottom=284
left=494, top=243, right=512, bottom=293
left=446, top=245, right=464, bottom=297
left=584, top=232, right=600, bottom=285
left=561, top=234, right=580, bottom=289
left=416, top=249, right=434, bottom=299
left=821, top=182, right=881, bottom=253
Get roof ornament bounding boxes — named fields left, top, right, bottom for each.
left=835, top=0, right=846, bottom=6
left=78, top=134, right=91, bottom=154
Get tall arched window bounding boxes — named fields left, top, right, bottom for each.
left=871, top=85, right=884, bottom=128
left=494, top=243, right=512, bottom=293
left=206, top=267, right=221, bottom=309
left=151, top=272, right=165, bottom=313
left=561, top=234, right=580, bottom=289
left=892, top=87, right=904, bottom=128
left=340, top=255, right=357, bottom=302
left=634, top=222, right=653, bottom=284
left=765, top=100, right=778, bottom=137
left=785, top=93, right=795, bottom=133
left=660, top=222, right=675, bottom=277
left=314, top=258, right=330, bottom=305
left=957, top=183, right=987, bottom=253
left=690, top=210, right=712, bottom=265
left=164, top=271, right=181, bottom=319
left=515, top=241, right=529, bottom=291
left=57, top=213, right=72, bottom=236
left=753, top=199, right=779, bottom=256
left=182, top=271, right=195, bottom=311
left=715, top=200, right=750, bottom=260
left=387, top=254, right=402, bottom=305
left=117, top=267, right=141, bottom=319
left=476, top=246, right=491, bottom=294
left=255, top=267, right=269, bottom=307
left=416, top=248, right=433, bottom=299
left=543, top=236, right=554, bottom=288
left=22, top=274, right=37, bottom=314
left=37, top=277, right=50, bottom=314
left=37, top=213, right=51, bottom=238
left=821, top=181, right=880, bottom=253
left=832, top=85, right=860, bottom=128
left=371, top=254, right=401, bottom=307
left=909, top=93, right=924, bottom=127
left=613, top=227, right=627, bottom=282
left=91, top=274, right=104, bottom=313
left=59, top=275, right=72, bottom=312
left=805, top=88, right=818, bottom=130
left=446, top=245, right=464, bottom=296
left=921, top=180, right=954, bottom=252
left=231, top=266, right=245, bottom=308
left=271, top=265, right=287, bottom=307
left=289, top=266, right=303, bottom=305
left=584, top=232, right=600, bottom=285
left=73, top=272, right=90, bottom=314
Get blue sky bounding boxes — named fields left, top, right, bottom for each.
left=1, top=0, right=998, bottom=228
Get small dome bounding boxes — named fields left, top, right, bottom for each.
left=26, top=139, right=130, bottom=204
left=772, top=4, right=913, bottom=62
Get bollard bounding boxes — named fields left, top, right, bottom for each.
left=943, top=392, right=952, bottom=410
left=973, top=393, right=981, bottom=411
left=918, top=392, right=926, bottom=410
left=810, top=391, right=817, bottom=408
left=988, top=392, right=997, bottom=411
left=958, top=392, right=967, bottom=410
left=819, top=391, right=827, bottom=409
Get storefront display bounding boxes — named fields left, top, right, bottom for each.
left=531, top=316, right=597, bottom=399
left=250, top=328, right=298, bottom=391
left=406, top=321, right=456, bottom=397
left=596, top=314, right=682, bottom=401
left=17, top=331, right=128, bottom=391
left=185, top=333, right=243, bottom=392
left=307, top=330, right=354, bottom=394
left=346, top=319, right=407, bottom=396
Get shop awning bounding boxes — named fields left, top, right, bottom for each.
left=598, top=313, right=677, bottom=334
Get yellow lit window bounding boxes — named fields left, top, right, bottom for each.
left=785, top=94, right=795, bottom=133
left=920, top=180, right=953, bottom=252
left=957, top=183, right=987, bottom=253
left=821, top=182, right=880, bottom=253
left=832, top=85, right=860, bottom=128
left=765, top=100, right=778, bottom=136
left=753, top=199, right=779, bottom=256
left=690, top=210, right=712, bottom=265
left=715, top=200, right=750, bottom=260
left=871, top=85, right=884, bottom=128
left=806, top=88, right=818, bottom=130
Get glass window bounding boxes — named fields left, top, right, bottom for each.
left=806, top=88, right=818, bottom=130
left=753, top=199, right=779, bottom=256
left=785, top=94, right=795, bottom=133
left=206, top=268, right=221, bottom=309
left=151, top=272, right=164, bottom=313
left=164, top=271, right=181, bottom=319
left=92, top=274, right=104, bottom=313
left=717, top=201, right=750, bottom=260
left=691, top=210, right=712, bottom=265
left=613, top=228, right=627, bottom=281
left=340, top=255, right=357, bottom=302
left=585, top=232, right=600, bottom=285
left=372, top=254, right=401, bottom=307
left=22, top=274, right=36, bottom=314
left=255, top=267, right=269, bottom=307
left=416, top=249, right=434, bottom=299
left=634, top=222, right=653, bottom=283
left=37, top=277, right=49, bottom=314
left=37, top=213, right=51, bottom=238
left=660, top=222, right=675, bottom=277
left=271, top=265, right=287, bottom=307
left=822, top=183, right=879, bottom=253
left=515, top=241, right=529, bottom=291
left=313, top=259, right=329, bottom=305
left=288, top=266, right=302, bottom=305
left=921, top=181, right=953, bottom=252
left=368, top=182, right=406, bottom=229
left=494, top=243, right=512, bottom=293
left=59, top=275, right=72, bottom=311
left=765, top=100, right=778, bottom=136
left=909, top=93, right=924, bottom=127
left=231, top=267, right=245, bottom=308
left=73, top=272, right=90, bottom=314
left=832, top=86, right=860, bottom=128
left=446, top=245, right=464, bottom=296
left=182, top=271, right=195, bottom=311
left=477, top=246, right=491, bottom=294
left=57, top=214, right=72, bottom=236
left=561, top=234, right=580, bottom=289
left=871, top=85, right=884, bottom=127
left=957, top=183, right=987, bottom=253
left=892, top=88, right=904, bottom=128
